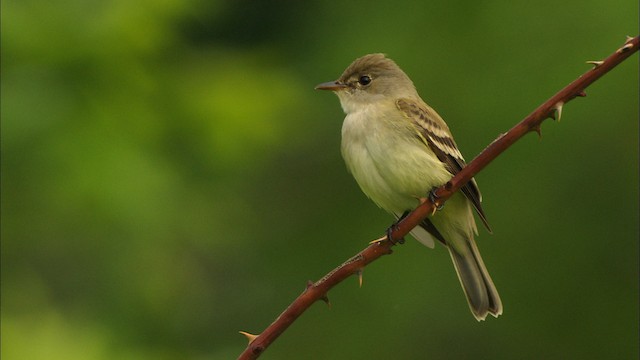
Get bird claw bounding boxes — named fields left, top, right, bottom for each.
left=428, top=188, right=444, bottom=213
left=385, top=223, right=405, bottom=245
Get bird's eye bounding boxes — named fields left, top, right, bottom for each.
left=358, top=75, right=372, bottom=86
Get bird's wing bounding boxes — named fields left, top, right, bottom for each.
left=396, top=98, right=492, bottom=233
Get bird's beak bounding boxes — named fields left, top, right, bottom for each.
left=315, top=81, right=348, bottom=91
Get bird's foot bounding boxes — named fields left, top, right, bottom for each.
left=385, top=213, right=408, bottom=245
left=428, top=188, right=445, bottom=214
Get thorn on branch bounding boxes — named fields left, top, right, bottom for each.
left=369, top=236, right=387, bottom=245
left=307, top=280, right=331, bottom=306
left=586, top=60, right=604, bottom=68
left=356, top=269, right=363, bottom=288
left=617, top=42, right=634, bottom=54
left=551, top=102, right=564, bottom=121
left=320, top=294, right=331, bottom=307
left=577, top=91, right=587, bottom=97
left=533, top=124, right=542, bottom=138
left=239, top=331, right=259, bottom=344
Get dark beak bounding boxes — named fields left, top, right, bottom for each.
left=315, top=81, right=348, bottom=91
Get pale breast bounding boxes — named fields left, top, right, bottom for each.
left=340, top=104, right=451, bottom=214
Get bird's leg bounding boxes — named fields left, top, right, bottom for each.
left=428, top=188, right=445, bottom=213
left=385, top=211, right=409, bottom=245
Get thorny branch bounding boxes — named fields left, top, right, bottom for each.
left=237, top=36, right=638, bottom=360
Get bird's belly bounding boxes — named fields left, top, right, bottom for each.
left=341, top=113, right=452, bottom=214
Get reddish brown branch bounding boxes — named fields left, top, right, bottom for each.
left=237, top=36, right=638, bottom=360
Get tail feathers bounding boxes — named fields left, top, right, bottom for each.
left=448, top=239, right=502, bottom=321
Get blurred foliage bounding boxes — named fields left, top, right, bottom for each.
left=2, top=0, right=638, bottom=359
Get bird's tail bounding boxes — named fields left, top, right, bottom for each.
left=448, top=237, right=502, bottom=321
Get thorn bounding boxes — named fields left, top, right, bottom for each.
left=626, top=35, right=634, bottom=42
left=586, top=60, right=604, bottom=68
left=369, top=236, right=387, bottom=244
left=617, top=42, right=634, bottom=54
left=577, top=91, right=587, bottom=97
left=320, top=294, right=331, bottom=307
left=239, top=331, right=259, bottom=344
left=356, top=269, right=363, bottom=288
left=551, top=102, right=564, bottom=122
left=306, top=280, right=331, bottom=307
left=533, top=124, right=542, bottom=138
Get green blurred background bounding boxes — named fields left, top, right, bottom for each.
left=2, top=0, right=638, bottom=359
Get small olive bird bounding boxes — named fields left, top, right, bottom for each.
left=316, top=53, right=502, bottom=320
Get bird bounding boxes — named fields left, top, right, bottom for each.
left=315, top=53, right=502, bottom=320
